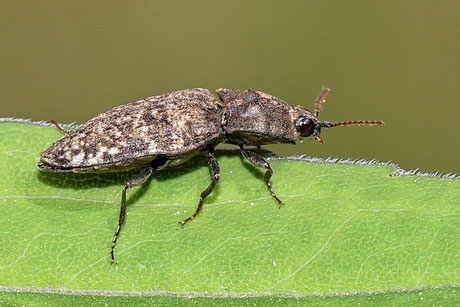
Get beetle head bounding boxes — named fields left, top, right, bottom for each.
left=295, top=87, right=384, bottom=143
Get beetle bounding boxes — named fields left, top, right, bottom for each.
left=38, top=87, right=384, bottom=263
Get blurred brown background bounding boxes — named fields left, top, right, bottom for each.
left=1, top=1, right=459, bottom=173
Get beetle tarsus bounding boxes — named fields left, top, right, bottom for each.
left=239, top=145, right=284, bottom=206
left=111, top=166, right=153, bottom=263
left=180, top=148, right=220, bottom=225
left=264, top=166, right=284, bottom=207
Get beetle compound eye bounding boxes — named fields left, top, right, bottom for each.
left=296, top=117, right=314, bottom=137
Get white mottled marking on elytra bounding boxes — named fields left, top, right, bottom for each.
left=99, top=146, right=108, bottom=153
left=108, top=147, right=119, bottom=155
left=95, top=151, right=104, bottom=159
left=148, top=141, right=157, bottom=151
left=64, top=152, right=72, bottom=161
left=71, top=151, right=85, bottom=165
left=176, top=120, right=185, bottom=128
left=87, top=158, right=98, bottom=165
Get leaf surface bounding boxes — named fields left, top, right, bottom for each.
left=0, top=120, right=458, bottom=305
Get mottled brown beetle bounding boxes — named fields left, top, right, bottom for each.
left=38, top=87, right=384, bottom=263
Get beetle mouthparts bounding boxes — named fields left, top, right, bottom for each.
left=314, top=135, right=324, bottom=144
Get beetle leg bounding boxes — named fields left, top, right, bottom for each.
left=111, top=166, right=153, bottom=264
left=48, top=120, right=69, bottom=135
left=180, top=148, right=220, bottom=225
left=239, top=145, right=284, bottom=207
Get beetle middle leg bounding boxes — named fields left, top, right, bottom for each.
left=111, top=166, right=154, bottom=264
left=180, top=148, right=220, bottom=225
left=239, top=145, right=284, bottom=206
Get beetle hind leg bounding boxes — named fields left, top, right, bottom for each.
left=239, top=145, right=284, bottom=207
left=180, top=148, right=220, bottom=225
left=111, top=166, right=154, bottom=264
left=48, top=120, right=69, bottom=135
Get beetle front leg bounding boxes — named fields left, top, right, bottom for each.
left=239, top=145, right=284, bottom=207
left=111, top=166, right=153, bottom=264
left=180, top=148, right=220, bottom=225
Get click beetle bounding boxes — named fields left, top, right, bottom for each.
left=38, top=87, right=384, bottom=263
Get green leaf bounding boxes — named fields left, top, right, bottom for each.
left=0, top=119, right=458, bottom=305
